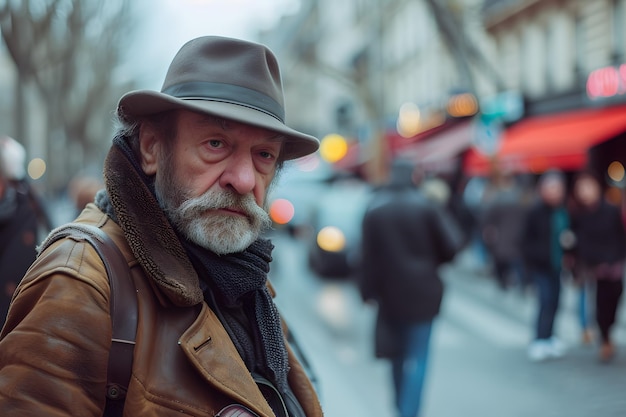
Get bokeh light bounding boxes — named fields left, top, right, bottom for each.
left=27, top=158, right=46, bottom=180
left=607, top=161, right=625, bottom=183
left=605, top=186, right=622, bottom=205
left=396, top=102, right=421, bottom=138
left=320, top=134, right=348, bottom=163
left=316, top=226, right=346, bottom=252
left=269, top=198, right=295, bottom=225
left=447, top=93, right=479, bottom=117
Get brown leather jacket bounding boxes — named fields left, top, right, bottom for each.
left=0, top=205, right=322, bottom=417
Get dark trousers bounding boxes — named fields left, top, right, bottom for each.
left=596, top=279, right=623, bottom=343
left=494, top=258, right=526, bottom=289
left=493, top=259, right=511, bottom=289
left=532, top=269, right=561, bottom=340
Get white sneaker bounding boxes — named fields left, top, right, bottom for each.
left=528, top=340, right=551, bottom=362
left=547, top=337, right=566, bottom=358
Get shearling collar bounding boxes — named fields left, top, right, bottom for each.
left=103, top=144, right=204, bottom=307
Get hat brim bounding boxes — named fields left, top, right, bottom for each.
left=118, top=90, right=319, bottom=161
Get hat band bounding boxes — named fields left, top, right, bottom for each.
left=162, top=81, right=285, bottom=122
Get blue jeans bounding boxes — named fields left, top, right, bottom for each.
left=578, top=281, right=593, bottom=331
left=532, top=270, right=561, bottom=339
left=391, top=320, right=433, bottom=417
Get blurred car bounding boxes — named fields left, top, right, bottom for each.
left=267, top=155, right=333, bottom=238
left=306, top=176, right=371, bottom=280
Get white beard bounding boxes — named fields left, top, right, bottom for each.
left=156, top=181, right=271, bottom=254
left=176, top=203, right=263, bottom=254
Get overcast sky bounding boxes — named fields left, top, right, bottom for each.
left=123, top=0, right=301, bottom=89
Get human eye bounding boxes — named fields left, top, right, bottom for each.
left=254, top=148, right=279, bottom=174
left=259, top=150, right=276, bottom=160
left=200, top=137, right=229, bottom=161
left=207, top=139, right=224, bottom=149
left=258, top=141, right=282, bottom=161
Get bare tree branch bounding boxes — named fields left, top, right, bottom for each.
left=0, top=0, right=137, bottom=188
left=424, top=0, right=505, bottom=92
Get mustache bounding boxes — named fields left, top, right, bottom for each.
left=177, top=188, right=268, bottom=223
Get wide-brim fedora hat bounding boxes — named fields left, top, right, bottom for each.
left=117, top=36, right=319, bottom=160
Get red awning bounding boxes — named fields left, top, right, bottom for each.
left=464, top=104, right=626, bottom=176
left=394, top=120, right=474, bottom=172
left=388, top=121, right=455, bottom=152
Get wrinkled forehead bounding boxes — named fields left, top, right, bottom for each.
left=174, top=111, right=286, bottom=157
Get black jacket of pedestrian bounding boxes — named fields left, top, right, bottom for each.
left=571, top=200, right=626, bottom=266
left=0, top=181, right=40, bottom=320
left=481, top=186, right=527, bottom=263
left=521, top=200, right=568, bottom=272
left=359, top=162, right=462, bottom=324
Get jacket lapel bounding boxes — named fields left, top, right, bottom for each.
left=178, top=303, right=274, bottom=417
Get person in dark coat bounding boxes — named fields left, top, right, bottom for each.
left=480, top=172, right=529, bottom=290
left=0, top=136, right=50, bottom=322
left=359, top=159, right=462, bottom=417
left=570, top=170, right=626, bottom=362
left=521, top=170, right=569, bottom=362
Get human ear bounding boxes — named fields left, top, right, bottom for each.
left=138, top=124, right=160, bottom=175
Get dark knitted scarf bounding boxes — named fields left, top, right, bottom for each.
left=96, top=135, right=289, bottom=391
left=186, top=241, right=289, bottom=391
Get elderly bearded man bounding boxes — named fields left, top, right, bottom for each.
left=0, top=36, right=323, bottom=417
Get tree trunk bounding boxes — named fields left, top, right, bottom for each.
left=14, top=72, right=26, bottom=151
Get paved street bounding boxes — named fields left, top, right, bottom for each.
left=269, top=232, right=626, bottom=417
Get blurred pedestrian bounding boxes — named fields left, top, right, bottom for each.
left=359, top=159, right=463, bottom=417
left=521, top=170, right=569, bottom=362
left=0, top=36, right=322, bottom=416
left=480, top=172, right=528, bottom=291
left=0, top=136, right=51, bottom=322
left=570, top=171, right=626, bottom=362
left=446, top=175, right=474, bottom=249
left=462, top=176, right=490, bottom=272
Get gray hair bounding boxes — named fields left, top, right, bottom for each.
left=113, top=110, right=177, bottom=158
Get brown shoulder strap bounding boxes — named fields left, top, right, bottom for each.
left=42, top=223, right=137, bottom=415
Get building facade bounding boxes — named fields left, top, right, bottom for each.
left=264, top=0, right=626, bottom=180
left=466, top=0, right=626, bottom=178
left=483, top=0, right=626, bottom=114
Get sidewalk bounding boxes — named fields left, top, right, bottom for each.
left=444, top=248, right=626, bottom=348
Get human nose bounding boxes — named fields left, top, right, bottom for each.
left=219, top=153, right=256, bottom=195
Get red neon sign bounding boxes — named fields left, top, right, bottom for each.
left=587, top=64, right=626, bottom=99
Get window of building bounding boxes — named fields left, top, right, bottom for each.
left=521, top=22, right=547, bottom=97
left=499, top=31, right=521, bottom=91
left=577, top=0, right=613, bottom=72
left=547, top=12, right=576, bottom=92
